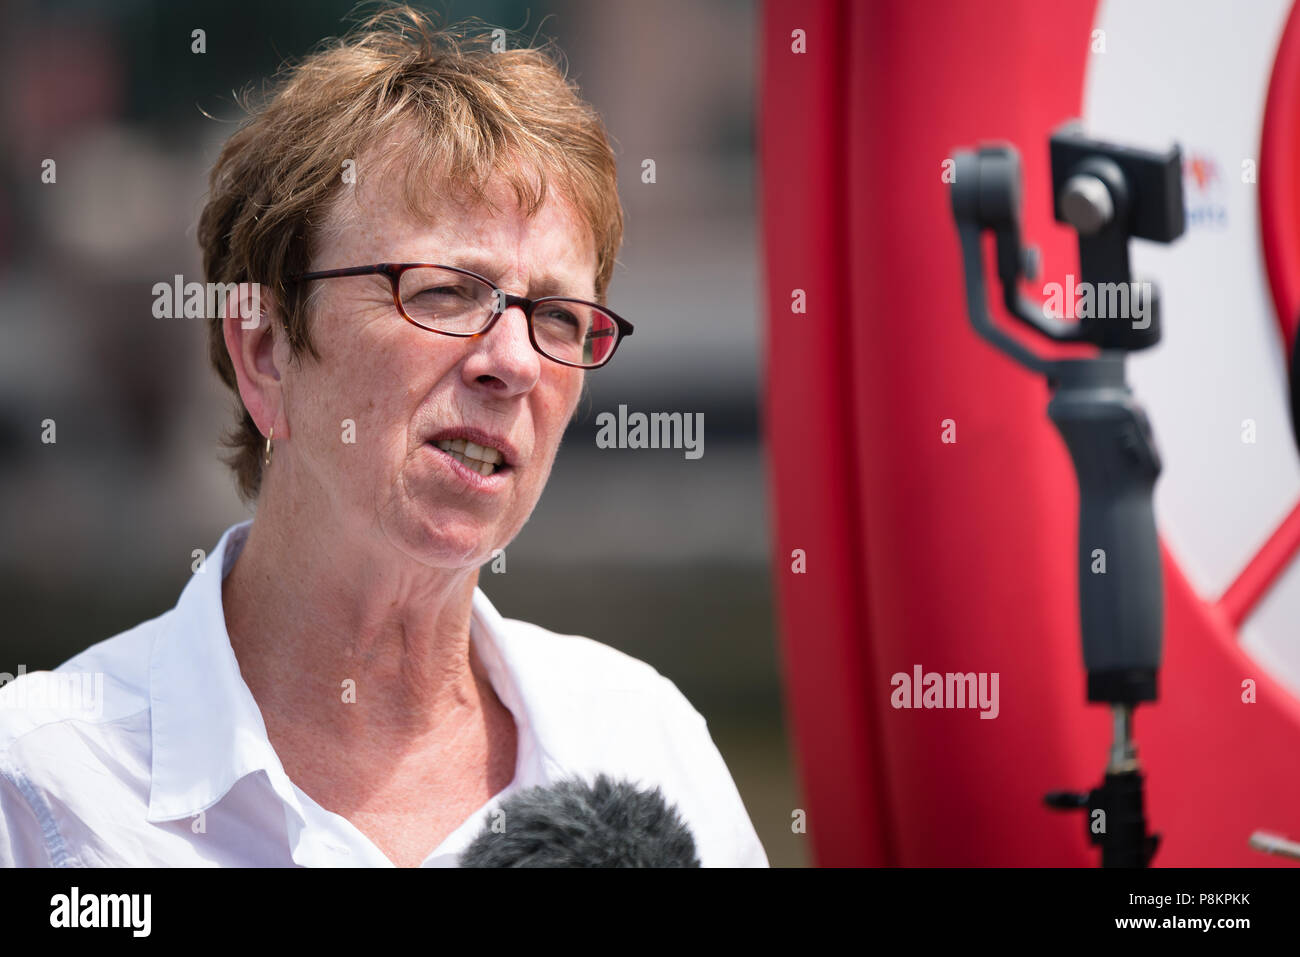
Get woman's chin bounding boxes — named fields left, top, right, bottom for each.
left=386, top=512, right=498, bottom=570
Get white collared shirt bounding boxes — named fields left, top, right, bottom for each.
left=0, top=521, right=768, bottom=867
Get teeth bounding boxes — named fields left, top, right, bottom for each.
left=434, top=438, right=505, bottom=474
left=467, top=442, right=502, bottom=465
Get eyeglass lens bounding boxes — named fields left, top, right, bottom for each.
left=396, top=266, right=619, bottom=366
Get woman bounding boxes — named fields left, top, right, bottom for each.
left=0, top=8, right=767, bottom=867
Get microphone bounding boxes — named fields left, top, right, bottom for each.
left=458, top=773, right=701, bottom=867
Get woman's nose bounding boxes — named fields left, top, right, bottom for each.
left=463, top=303, right=542, bottom=391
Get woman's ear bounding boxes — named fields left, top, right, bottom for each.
left=222, top=283, right=285, bottom=440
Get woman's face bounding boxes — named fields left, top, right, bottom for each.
left=273, top=166, right=593, bottom=571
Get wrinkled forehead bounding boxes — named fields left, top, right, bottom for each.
left=315, top=139, right=598, bottom=295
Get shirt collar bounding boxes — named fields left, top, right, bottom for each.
left=148, top=520, right=273, bottom=822
left=147, top=520, right=548, bottom=831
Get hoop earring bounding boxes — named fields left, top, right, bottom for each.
left=265, top=426, right=274, bottom=467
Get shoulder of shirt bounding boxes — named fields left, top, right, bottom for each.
left=490, top=612, right=709, bottom=727
left=489, top=612, right=769, bottom=867
left=0, top=607, right=168, bottom=752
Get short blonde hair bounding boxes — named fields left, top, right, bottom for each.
left=197, top=5, right=624, bottom=502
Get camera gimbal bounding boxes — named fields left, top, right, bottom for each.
left=950, top=121, right=1186, bottom=866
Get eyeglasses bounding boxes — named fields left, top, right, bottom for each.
left=285, top=262, right=633, bottom=369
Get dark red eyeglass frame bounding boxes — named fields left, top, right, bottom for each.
left=285, top=262, right=633, bottom=369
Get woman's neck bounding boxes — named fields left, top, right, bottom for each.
left=220, top=498, right=494, bottom=756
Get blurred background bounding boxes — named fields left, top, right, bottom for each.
left=0, top=0, right=805, bottom=865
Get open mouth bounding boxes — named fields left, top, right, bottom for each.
left=431, top=437, right=505, bottom=476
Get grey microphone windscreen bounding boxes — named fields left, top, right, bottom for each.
left=459, top=773, right=701, bottom=867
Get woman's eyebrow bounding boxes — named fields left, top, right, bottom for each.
left=444, top=255, right=581, bottom=297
